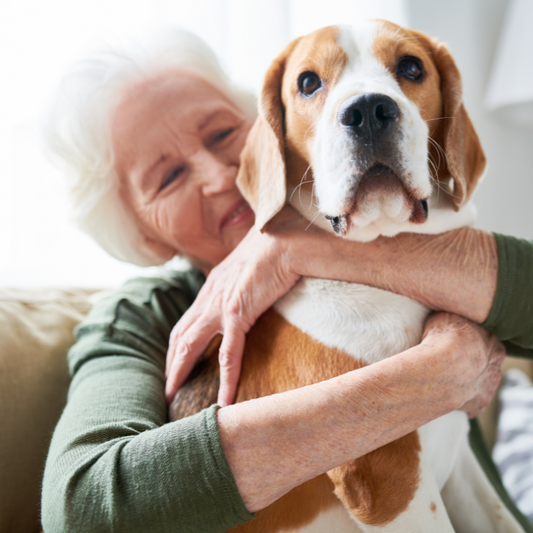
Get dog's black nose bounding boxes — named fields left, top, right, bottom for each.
left=338, top=94, right=399, bottom=142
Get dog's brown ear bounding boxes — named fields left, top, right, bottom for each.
left=237, top=39, right=300, bottom=231
left=432, top=40, right=486, bottom=210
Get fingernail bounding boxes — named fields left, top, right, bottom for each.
left=165, top=385, right=173, bottom=405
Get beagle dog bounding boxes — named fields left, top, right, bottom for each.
left=171, top=21, right=526, bottom=533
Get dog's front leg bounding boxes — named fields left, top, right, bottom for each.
left=328, top=432, right=456, bottom=532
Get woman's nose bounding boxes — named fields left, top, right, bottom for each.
left=197, top=152, right=238, bottom=196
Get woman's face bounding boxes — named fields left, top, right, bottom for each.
left=112, top=69, right=255, bottom=272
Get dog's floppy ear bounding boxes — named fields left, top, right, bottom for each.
left=237, top=39, right=301, bottom=231
left=432, top=40, right=486, bottom=210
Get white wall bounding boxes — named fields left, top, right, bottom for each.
left=408, top=0, right=533, bottom=240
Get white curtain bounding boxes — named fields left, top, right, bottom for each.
left=0, top=0, right=407, bottom=287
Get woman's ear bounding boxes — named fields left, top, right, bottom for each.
left=432, top=40, right=486, bottom=210
left=237, top=38, right=301, bottom=231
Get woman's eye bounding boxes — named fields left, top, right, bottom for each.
left=397, top=56, right=424, bottom=82
left=160, top=166, right=184, bottom=191
left=214, top=128, right=234, bottom=143
left=298, top=71, right=322, bottom=96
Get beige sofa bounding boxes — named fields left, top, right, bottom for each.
left=0, top=288, right=98, bottom=533
left=1, top=286, right=532, bottom=533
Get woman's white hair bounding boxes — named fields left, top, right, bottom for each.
left=44, top=29, right=257, bottom=266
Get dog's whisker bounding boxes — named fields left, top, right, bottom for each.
left=303, top=119, right=321, bottom=141
left=298, top=166, right=313, bottom=207
left=309, top=180, right=316, bottom=211
left=290, top=179, right=314, bottom=197
left=427, top=138, right=442, bottom=170
left=289, top=166, right=313, bottom=204
left=427, top=156, right=440, bottom=204
left=304, top=211, right=322, bottom=232
left=428, top=137, right=447, bottom=173
left=425, top=117, right=453, bottom=122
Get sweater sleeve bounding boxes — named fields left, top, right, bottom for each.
left=482, top=233, right=533, bottom=357
left=41, top=270, right=254, bottom=533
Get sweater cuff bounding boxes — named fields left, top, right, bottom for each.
left=482, top=233, right=533, bottom=350
left=205, top=404, right=255, bottom=527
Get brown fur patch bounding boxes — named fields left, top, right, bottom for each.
left=170, top=309, right=421, bottom=530
left=237, top=38, right=302, bottom=230
left=372, top=22, right=443, bottom=133
left=372, top=20, right=485, bottom=208
left=328, top=432, right=421, bottom=526
left=231, top=474, right=342, bottom=533
left=282, top=27, right=349, bottom=196
left=237, top=28, right=350, bottom=231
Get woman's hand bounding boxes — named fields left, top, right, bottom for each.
left=421, top=312, right=506, bottom=418
left=165, top=207, right=307, bottom=406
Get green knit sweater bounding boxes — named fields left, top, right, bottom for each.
left=41, top=234, right=533, bottom=532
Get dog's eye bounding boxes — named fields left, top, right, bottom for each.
left=397, top=56, right=424, bottom=82
left=298, top=71, right=322, bottom=96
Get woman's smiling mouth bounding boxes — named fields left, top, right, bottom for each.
left=220, top=199, right=254, bottom=231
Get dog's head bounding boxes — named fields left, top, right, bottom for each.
left=237, top=21, right=485, bottom=239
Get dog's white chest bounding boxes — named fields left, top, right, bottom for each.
left=274, top=277, right=429, bottom=365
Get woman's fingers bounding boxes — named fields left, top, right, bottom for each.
left=165, top=285, right=222, bottom=377
left=217, top=323, right=246, bottom=407
left=165, top=317, right=247, bottom=407
left=421, top=312, right=507, bottom=418
left=166, top=309, right=204, bottom=377
left=461, top=337, right=506, bottom=418
left=164, top=320, right=218, bottom=404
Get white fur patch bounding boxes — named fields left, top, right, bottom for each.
left=275, top=278, right=428, bottom=365
left=311, top=22, right=434, bottom=241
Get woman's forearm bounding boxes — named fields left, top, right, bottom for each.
left=290, top=226, right=498, bottom=324
left=218, top=321, right=488, bottom=513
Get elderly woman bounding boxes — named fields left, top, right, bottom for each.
left=42, top=29, right=533, bottom=532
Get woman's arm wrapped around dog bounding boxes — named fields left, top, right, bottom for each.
left=166, top=205, right=532, bottom=406
left=42, top=272, right=502, bottom=532
left=218, top=311, right=506, bottom=512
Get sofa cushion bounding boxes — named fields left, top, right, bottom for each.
left=0, top=288, right=96, bottom=533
